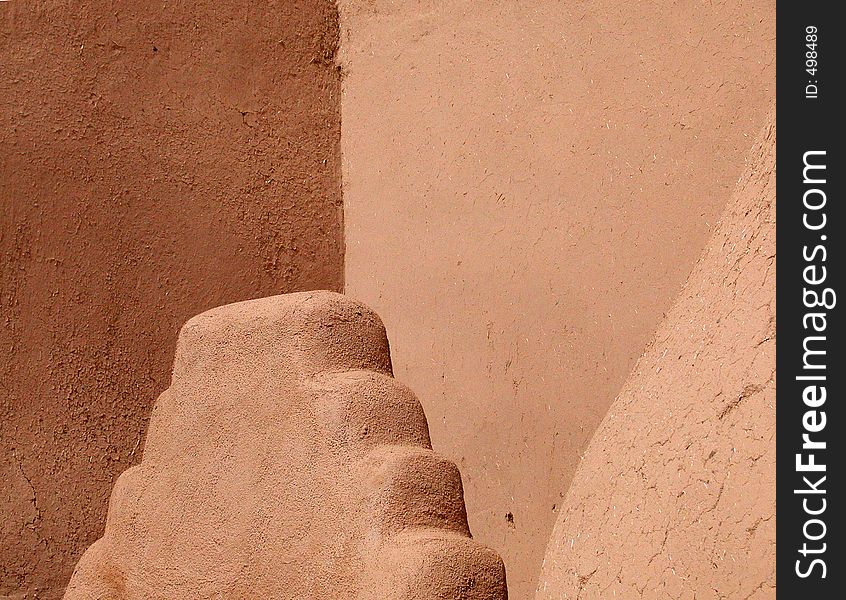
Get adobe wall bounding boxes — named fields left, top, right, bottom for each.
left=338, top=1, right=774, bottom=596
left=537, top=113, right=775, bottom=599
left=0, top=2, right=342, bottom=597
left=63, top=292, right=507, bottom=600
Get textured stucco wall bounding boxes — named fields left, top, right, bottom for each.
left=65, top=292, right=507, bottom=600
left=537, top=113, right=775, bottom=600
left=0, top=2, right=342, bottom=597
left=339, top=1, right=774, bottom=596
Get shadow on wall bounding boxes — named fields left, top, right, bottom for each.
left=0, top=1, right=342, bottom=597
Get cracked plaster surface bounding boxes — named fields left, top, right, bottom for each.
left=537, top=113, right=776, bottom=600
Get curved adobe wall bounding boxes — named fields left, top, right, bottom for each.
left=537, top=114, right=775, bottom=599
left=338, top=1, right=774, bottom=596
left=0, top=2, right=342, bottom=597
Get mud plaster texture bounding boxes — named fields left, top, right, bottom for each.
left=338, top=1, right=774, bottom=597
left=63, top=291, right=507, bottom=600
left=536, top=114, right=775, bottom=600
left=1, top=2, right=342, bottom=597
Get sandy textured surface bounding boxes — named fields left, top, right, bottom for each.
left=65, top=292, right=506, bottom=600
left=1, top=2, right=342, bottom=597
left=339, top=1, right=774, bottom=596
left=537, top=113, right=775, bottom=599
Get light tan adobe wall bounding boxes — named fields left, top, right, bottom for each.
left=338, top=1, right=774, bottom=597
left=537, top=113, right=775, bottom=600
